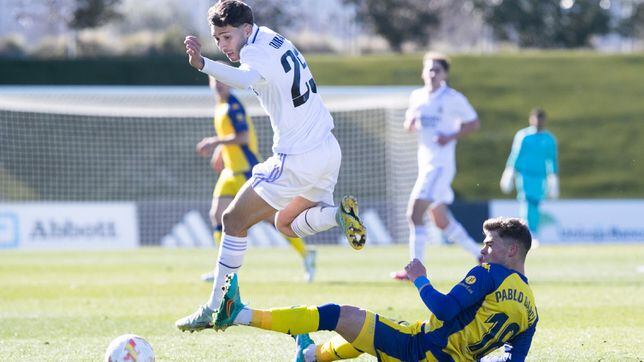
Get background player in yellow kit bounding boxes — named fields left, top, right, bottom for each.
left=197, top=76, right=316, bottom=283
left=213, top=217, right=537, bottom=361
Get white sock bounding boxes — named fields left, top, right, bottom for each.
left=207, top=233, right=247, bottom=310
left=443, top=219, right=480, bottom=257
left=290, top=205, right=338, bottom=238
left=410, top=225, right=427, bottom=262
left=233, top=307, right=252, bottom=325
left=304, top=344, right=317, bottom=362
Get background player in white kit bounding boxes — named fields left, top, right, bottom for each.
left=392, top=52, right=482, bottom=280
left=176, top=0, right=366, bottom=331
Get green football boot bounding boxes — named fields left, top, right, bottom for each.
left=175, top=304, right=215, bottom=332
left=336, top=195, right=367, bottom=250
left=213, top=273, right=245, bottom=331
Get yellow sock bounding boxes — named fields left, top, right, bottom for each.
left=317, top=335, right=362, bottom=361
left=285, top=235, right=308, bottom=259
left=213, top=226, right=222, bottom=246
left=250, top=306, right=319, bottom=334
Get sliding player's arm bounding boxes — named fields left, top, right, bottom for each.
left=406, top=260, right=493, bottom=321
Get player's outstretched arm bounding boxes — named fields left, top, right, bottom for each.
left=405, top=259, right=461, bottom=321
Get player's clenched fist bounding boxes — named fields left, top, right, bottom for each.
left=404, top=258, right=427, bottom=282
left=184, top=35, right=205, bottom=70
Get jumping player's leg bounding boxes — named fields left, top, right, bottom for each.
left=176, top=181, right=276, bottom=332
left=261, top=214, right=317, bottom=282
left=276, top=197, right=337, bottom=237
left=210, top=182, right=275, bottom=304
left=269, top=135, right=365, bottom=250
left=200, top=196, right=234, bottom=282
left=201, top=171, right=245, bottom=282
left=278, top=196, right=365, bottom=250
left=211, top=171, right=245, bottom=245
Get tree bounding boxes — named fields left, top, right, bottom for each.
left=68, top=0, right=123, bottom=30
left=343, top=0, right=439, bottom=52
left=475, top=0, right=611, bottom=48
left=617, top=1, right=644, bottom=39
left=244, top=0, right=304, bottom=33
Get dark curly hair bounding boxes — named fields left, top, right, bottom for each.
left=208, top=0, right=253, bottom=27
left=483, top=217, right=532, bottom=255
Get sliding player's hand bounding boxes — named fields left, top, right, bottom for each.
left=184, top=35, right=205, bottom=70
left=404, top=258, right=427, bottom=282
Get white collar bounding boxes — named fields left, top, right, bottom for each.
left=246, top=24, right=259, bottom=46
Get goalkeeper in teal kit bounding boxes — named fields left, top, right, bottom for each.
left=500, top=108, right=559, bottom=240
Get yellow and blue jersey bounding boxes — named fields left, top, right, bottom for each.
left=212, top=95, right=261, bottom=198
left=214, top=94, right=260, bottom=176
left=374, top=263, right=538, bottom=361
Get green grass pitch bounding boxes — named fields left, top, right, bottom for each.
left=1, top=244, right=643, bottom=361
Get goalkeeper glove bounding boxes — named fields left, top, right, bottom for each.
left=500, top=168, right=514, bottom=194
left=547, top=174, right=559, bottom=199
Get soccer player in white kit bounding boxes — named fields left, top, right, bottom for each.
left=391, top=52, right=482, bottom=281
left=176, top=0, right=366, bottom=332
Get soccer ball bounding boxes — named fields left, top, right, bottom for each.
left=104, top=334, right=155, bottom=362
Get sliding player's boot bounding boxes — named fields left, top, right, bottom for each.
left=336, top=195, right=366, bottom=250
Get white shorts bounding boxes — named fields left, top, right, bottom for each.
left=250, top=134, right=341, bottom=210
left=410, top=166, right=456, bottom=206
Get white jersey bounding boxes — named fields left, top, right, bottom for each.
left=239, top=25, right=334, bottom=155
left=406, top=85, right=477, bottom=169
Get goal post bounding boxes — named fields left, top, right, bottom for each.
left=0, top=86, right=417, bottom=246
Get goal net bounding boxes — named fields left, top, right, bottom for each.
left=0, top=86, right=416, bottom=247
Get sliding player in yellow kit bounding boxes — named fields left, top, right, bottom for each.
left=198, top=76, right=316, bottom=283
left=214, top=217, right=537, bottom=361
